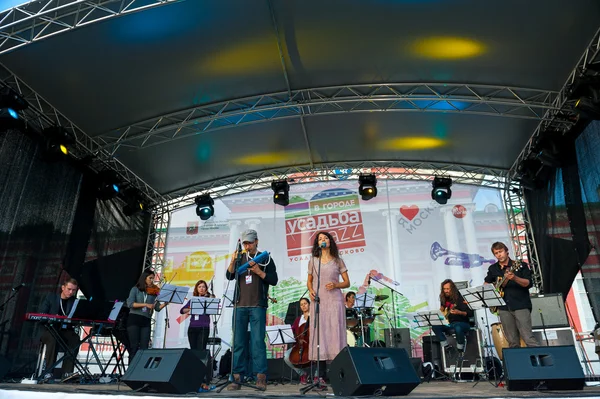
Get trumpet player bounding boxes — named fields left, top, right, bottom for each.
left=432, top=279, right=472, bottom=353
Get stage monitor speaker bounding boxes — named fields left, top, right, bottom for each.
left=122, top=349, right=208, bottom=394
left=0, top=355, right=10, bottom=380
left=329, top=347, right=420, bottom=396
left=530, top=294, right=569, bottom=329
left=383, top=328, right=411, bottom=353
left=503, top=345, right=584, bottom=391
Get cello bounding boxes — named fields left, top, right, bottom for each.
left=288, top=317, right=311, bottom=368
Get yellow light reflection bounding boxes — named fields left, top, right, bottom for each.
left=411, top=37, right=485, bottom=60
left=235, top=151, right=302, bottom=166
left=377, top=137, right=446, bottom=151
left=201, top=37, right=280, bottom=75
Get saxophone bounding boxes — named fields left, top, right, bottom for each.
left=490, top=260, right=521, bottom=313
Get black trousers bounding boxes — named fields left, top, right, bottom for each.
left=40, top=328, right=80, bottom=377
left=188, top=327, right=210, bottom=350
left=127, top=314, right=151, bottom=362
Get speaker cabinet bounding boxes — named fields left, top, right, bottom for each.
left=122, top=349, right=208, bottom=394
left=422, top=335, right=443, bottom=371
left=440, top=328, right=484, bottom=374
left=0, top=355, right=10, bottom=380
left=329, top=347, right=420, bottom=396
left=383, top=328, right=411, bottom=353
left=503, top=345, right=584, bottom=391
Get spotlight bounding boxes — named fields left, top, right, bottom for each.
left=358, top=174, right=377, bottom=201
left=123, top=199, right=144, bottom=216
left=574, top=86, right=600, bottom=120
left=431, top=176, right=452, bottom=204
left=97, top=170, right=121, bottom=200
left=195, top=194, right=214, bottom=220
left=0, top=107, right=24, bottom=131
left=42, top=126, right=75, bottom=157
left=271, top=180, right=289, bottom=206
left=0, top=87, right=28, bottom=111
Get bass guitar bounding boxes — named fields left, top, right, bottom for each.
left=490, top=260, right=521, bottom=313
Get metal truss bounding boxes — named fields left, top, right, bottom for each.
left=0, top=62, right=163, bottom=205
left=509, top=26, right=600, bottom=181
left=98, top=83, right=558, bottom=154
left=144, top=210, right=169, bottom=278
left=503, top=181, right=543, bottom=293
left=0, top=0, right=177, bottom=55
left=157, top=160, right=507, bottom=214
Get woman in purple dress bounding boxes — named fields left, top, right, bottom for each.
left=307, top=231, right=350, bottom=386
left=180, top=280, right=214, bottom=350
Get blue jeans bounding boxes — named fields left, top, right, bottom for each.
left=432, top=322, right=470, bottom=345
left=232, top=307, right=267, bottom=375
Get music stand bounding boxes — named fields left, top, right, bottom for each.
left=411, top=310, right=449, bottom=382
left=459, top=285, right=505, bottom=387
left=191, top=297, right=222, bottom=382
left=157, top=284, right=188, bottom=349
left=266, top=325, right=296, bottom=385
left=355, top=293, right=375, bottom=347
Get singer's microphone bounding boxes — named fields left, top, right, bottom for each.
left=236, top=240, right=243, bottom=264
left=12, top=283, right=25, bottom=292
left=320, top=242, right=327, bottom=248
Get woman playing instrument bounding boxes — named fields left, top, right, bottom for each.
left=307, top=231, right=350, bottom=387
left=126, top=269, right=167, bottom=361
left=283, top=297, right=311, bottom=384
left=180, top=280, right=215, bottom=350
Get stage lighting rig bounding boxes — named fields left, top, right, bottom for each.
left=271, top=180, right=290, bottom=206
left=358, top=174, right=377, bottom=201
left=97, top=170, right=121, bottom=200
left=0, top=87, right=28, bottom=111
left=195, top=194, right=215, bottom=220
left=42, top=126, right=75, bottom=157
left=431, top=177, right=452, bottom=204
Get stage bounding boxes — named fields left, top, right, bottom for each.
left=1, top=380, right=600, bottom=399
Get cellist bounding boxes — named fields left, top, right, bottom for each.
left=283, top=297, right=311, bottom=384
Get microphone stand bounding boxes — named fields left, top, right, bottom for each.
left=216, top=244, right=261, bottom=393
left=0, top=288, right=21, bottom=353
left=539, top=309, right=549, bottom=346
left=300, top=246, right=325, bottom=394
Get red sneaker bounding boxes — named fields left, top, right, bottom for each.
left=300, top=374, right=308, bottom=385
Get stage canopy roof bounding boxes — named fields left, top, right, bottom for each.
left=1, top=0, right=599, bottom=205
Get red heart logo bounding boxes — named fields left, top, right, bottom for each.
left=400, top=205, right=419, bottom=221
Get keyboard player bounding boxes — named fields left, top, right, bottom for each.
left=39, top=278, right=80, bottom=379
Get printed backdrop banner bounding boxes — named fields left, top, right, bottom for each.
left=154, top=180, right=510, bottom=359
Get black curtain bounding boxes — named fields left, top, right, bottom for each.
left=573, top=120, right=600, bottom=323
left=0, top=129, right=82, bottom=375
left=525, top=132, right=591, bottom=300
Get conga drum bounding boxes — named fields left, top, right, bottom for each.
left=346, top=330, right=357, bottom=347
left=491, top=322, right=526, bottom=360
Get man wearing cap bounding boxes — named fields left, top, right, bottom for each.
left=226, top=229, right=278, bottom=391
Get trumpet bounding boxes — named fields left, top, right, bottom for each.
left=430, top=242, right=494, bottom=269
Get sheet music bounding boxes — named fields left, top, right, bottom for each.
left=355, top=293, right=375, bottom=308
left=108, top=301, right=124, bottom=321
left=265, top=325, right=296, bottom=345
left=190, top=297, right=221, bottom=315
left=157, top=284, right=189, bottom=304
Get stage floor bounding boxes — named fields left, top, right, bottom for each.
left=1, top=380, right=600, bottom=399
